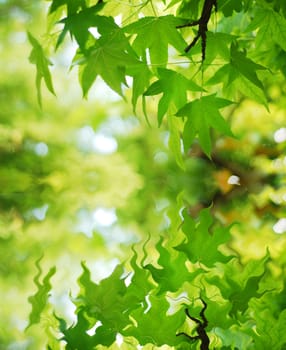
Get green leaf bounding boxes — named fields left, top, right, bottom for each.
left=175, top=0, right=200, bottom=19
left=217, top=0, right=243, bottom=16
left=232, top=75, right=268, bottom=108
left=56, top=10, right=111, bottom=50
left=206, top=63, right=237, bottom=87
left=253, top=308, right=286, bottom=350
left=26, top=257, right=56, bottom=329
left=204, top=32, right=235, bottom=64
left=144, top=68, right=203, bottom=125
left=207, top=64, right=268, bottom=108
left=77, top=263, right=128, bottom=325
left=215, top=326, right=253, bottom=349
left=57, top=309, right=97, bottom=349
left=246, top=8, right=286, bottom=52
left=168, top=115, right=185, bottom=170
left=124, top=294, right=185, bottom=346
left=79, top=28, right=140, bottom=97
left=124, top=15, right=187, bottom=66
left=144, top=236, right=203, bottom=294
left=125, top=244, right=155, bottom=308
left=28, top=32, right=55, bottom=106
left=49, top=0, right=87, bottom=15
left=175, top=208, right=232, bottom=267
left=230, top=43, right=266, bottom=90
left=176, top=94, right=233, bottom=157
left=208, top=252, right=270, bottom=316
left=128, top=62, right=151, bottom=112
left=75, top=262, right=130, bottom=346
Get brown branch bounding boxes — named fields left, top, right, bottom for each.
left=176, top=299, right=210, bottom=350
left=177, top=0, right=217, bottom=60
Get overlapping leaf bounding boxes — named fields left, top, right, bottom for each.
left=124, top=15, right=187, bottom=66
left=246, top=8, right=286, bottom=52
left=218, top=0, right=243, bottom=16
left=76, top=263, right=128, bottom=330
left=144, top=236, right=203, bottom=294
left=124, top=294, right=185, bottom=346
left=207, top=43, right=267, bottom=106
left=55, top=10, right=110, bottom=50
left=79, top=27, right=140, bottom=97
left=144, top=68, right=203, bottom=125
left=57, top=309, right=96, bottom=349
left=49, top=0, right=87, bottom=14
left=175, top=208, right=232, bottom=267
left=253, top=308, right=286, bottom=350
left=176, top=94, right=233, bottom=157
left=207, top=252, right=270, bottom=316
left=124, top=244, right=155, bottom=308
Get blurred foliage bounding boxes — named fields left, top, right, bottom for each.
left=1, top=0, right=286, bottom=349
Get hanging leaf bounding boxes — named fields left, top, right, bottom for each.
left=246, top=8, right=286, bottom=52
left=176, top=94, right=233, bottom=157
left=124, top=15, right=187, bottom=66
left=28, top=32, right=55, bottom=106
left=144, top=68, right=203, bottom=125
left=79, top=28, right=140, bottom=97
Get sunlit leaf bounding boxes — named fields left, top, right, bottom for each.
left=49, top=0, right=87, bottom=14
left=124, top=294, right=185, bottom=346
left=124, top=15, right=187, bottom=66
left=144, top=236, right=203, bottom=294
left=175, top=208, right=233, bottom=267
left=79, top=26, right=140, bottom=96
left=144, top=68, right=203, bottom=125
left=168, top=114, right=185, bottom=170
left=176, top=94, right=233, bottom=157
left=28, top=32, right=55, bottom=106
left=246, top=8, right=286, bottom=52
left=207, top=252, right=270, bottom=316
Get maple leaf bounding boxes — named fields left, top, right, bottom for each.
left=217, top=0, right=243, bottom=16
left=79, top=27, right=140, bottom=97
left=49, top=0, right=87, bottom=14
left=124, top=15, right=187, bottom=66
left=57, top=310, right=96, bottom=349
left=56, top=10, right=110, bottom=50
left=144, top=236, right=203, bottom=294
left=176, top=94, right=233, bottom=157
left=207, top=42, right=266, bottom=88
left=207, top=252, right=270, bottom=316
left=175, top=208, right=232, bottom=267
left=28, top=32, right=55, bottom=107
left=203, top=32, right=234, bottom=64
left=77, top=263, right=128, bottom=331
left=144, top=68, right=203, bottom=125
left=207, top=46, right=268, bottom=107
left=124, top=294, right=185, bottom=346
left=230, top=43, right=266, bottom=90
left=246, top=8, right=286, bottom=52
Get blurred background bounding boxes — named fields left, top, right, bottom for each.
left=1, top=1, right=286, bottom=349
